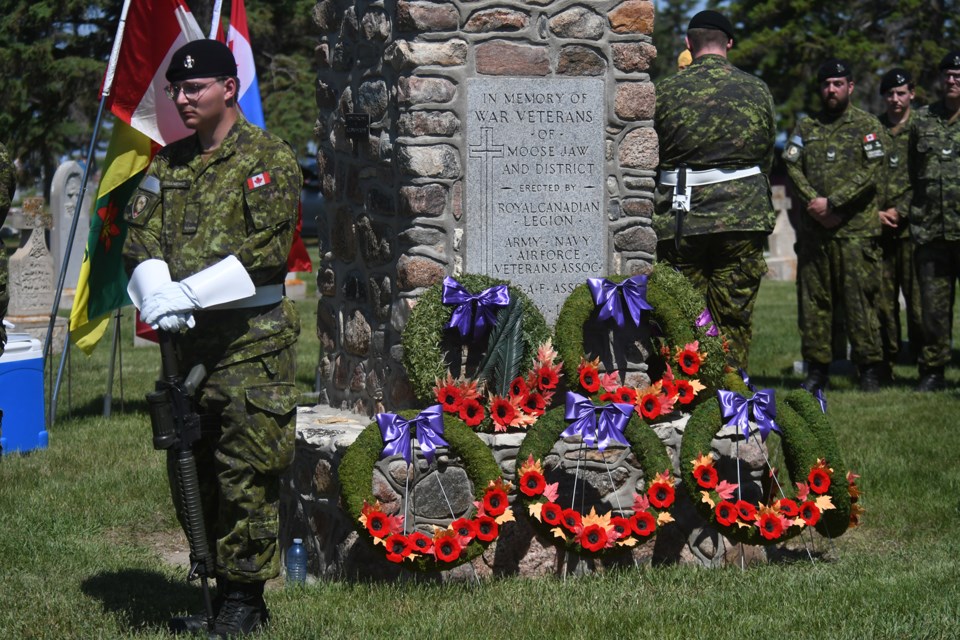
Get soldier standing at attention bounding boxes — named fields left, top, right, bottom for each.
left=654, top=10, right=777, bottom=370
left=876, top=68, right=922, bottom=378
left=122, top=40, right=301, bottom=636
left=908, top=52, right=960, bottom=392
left=784, top=59, right=888, bottom=392
left=0, top=142, right=15, bottom=356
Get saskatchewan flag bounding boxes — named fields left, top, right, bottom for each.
left=68, top=122, right=153, bottom=353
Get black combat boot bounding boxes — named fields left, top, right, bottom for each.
left=858, top=364, right=882, bottom=392
left=916, top=366, right=946, bottom=392
left=801, top=362, right=830, bottom=393
left=208, top=580, right=268, bottom=638
left=169, top=582, right=222, bottom=634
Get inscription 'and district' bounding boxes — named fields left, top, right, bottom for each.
left=466, top=78, right=606, bottom=324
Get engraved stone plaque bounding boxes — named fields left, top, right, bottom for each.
left=466, top=77, right=606, bottom=324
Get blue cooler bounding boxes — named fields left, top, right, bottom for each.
left=0, top=333, right=47, bottom=455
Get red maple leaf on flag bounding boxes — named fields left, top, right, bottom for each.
left=97, top=200, right=121, bottom=253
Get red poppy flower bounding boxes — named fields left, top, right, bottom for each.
left=519, top=470, right=546, bottom=497
left=435, top=384, right=462, bottom=413
left=508, top=376, right=528, bottom=399
left=677, top=348, right=702, bottom=375
left=535, top=365, right=559, bottom=390
left=407, top=531, right=433, bottom=554
left=638, top=393, right=662, bottom=420
left=660, top=379, right=677, bottom=398
left=385, top=534, right=412, bottom=562
left=647, top=481, right=675, bottom=509
left=541, top=502, right=563, bottom=526
left=458, top=398, right=485, bottom=428
left=799, top=501, right=821, bottom=526
left=735, top=500, right=757, bottom=522
left=451, top=517, right=477, bottom=543
left=521, top=391, right=547, bottom=416
left=560, top=508, right=583, bottom=532
left=579, top=366, right=600, bottom=393
left=599, top=392, right=617, bottom=402
left=693, top=464, right=718, bottom=489
left=614, top=387, right=638, bottom=404
left=630, top=511, right=656, bottom=537
left=808, top=468, right=832, bottom=495
left=674, top=379, right=696, bottom=405
left=715, top=500, right=737, bottom=526
left=757, top=512, right=784, bottom=540
left=474, top=515, right=498, bottom=542
left=482, top=487, right=509, bottom=516
left=365, top=510, right=391, bottom=538
left=610, top=516, right=633, bottom=540
left=578, top=524, right=608, bottom=552
left=777, top=498, right=799, bottom=518
left=433, top=535, right=462, bottom=563
left=490, top=396, right=518, bottom=428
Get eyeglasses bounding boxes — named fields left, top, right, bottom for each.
left=163, top=79, right=223, bottom=101
left=943, top=72, right=960, bottom=84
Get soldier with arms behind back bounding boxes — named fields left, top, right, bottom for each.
left=654, top=10, right=777, bottom=370
left=121, top=40, right=301, bottom=637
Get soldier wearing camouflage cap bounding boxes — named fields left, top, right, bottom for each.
left=783, top=58, right=888, bottom=392
left=907, top=51, right=960, bottom=391
left=876, top=67, right=923, bottom=378
left=653, top=9, right=777, bottom=369
left=122, top=39, right=302, bottom=636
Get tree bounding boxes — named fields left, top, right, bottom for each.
left=651, top=0, right=700, bottom=81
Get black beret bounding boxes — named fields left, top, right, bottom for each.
left=688, top=10, right=734, bottom=39
left=817, top=58, right=853, bottom=83
left=165, top=39, right=237, bottom=83
left=879, top=68, right=912, bottom=94
left=940, top=51, right=960, bottom=71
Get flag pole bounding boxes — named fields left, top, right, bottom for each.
left=209, top=0, right=224, bottom=38
left=46, top=0, right=134, bottom=426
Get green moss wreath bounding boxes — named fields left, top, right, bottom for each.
left=513, top=404, right=677, bottom=554
left=401, top=273, right=551, bottom=404
left=339, top=410, right=509, bottom=571
left=553, top=265, right=726, bottom=408
left=679, top=387, right=856, bottom=546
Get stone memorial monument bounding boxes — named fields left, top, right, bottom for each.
left=49, top=161, right=94, bottom=310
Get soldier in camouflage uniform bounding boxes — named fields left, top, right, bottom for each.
left=876, top=68, right=923, bottom=376
left=908, top=52, right=960, bottom=392
left=0, top=142, right=15, bottom=356
left=122, top=40, right=301, bottom=637
left=654, top=10, right=777, bottom=370
left=784, top=59, right=888, bottom=392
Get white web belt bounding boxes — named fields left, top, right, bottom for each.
left=660, top=166, right=762, bottom=212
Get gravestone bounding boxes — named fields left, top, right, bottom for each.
left=49, top=161, right=94, bottom=309
left=6, top=196, right=66, bottom=351
left=465, top=78, right=606, bottom=324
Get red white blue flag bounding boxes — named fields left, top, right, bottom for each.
left=226, top=0, right=265, bottom=128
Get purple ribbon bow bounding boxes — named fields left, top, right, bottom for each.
left=812, top=387, right=827, bottom=414
left=717, top=369, right=779, bottom=442
left=696, top=308, right=720, bottom=337
left=587, top=275, right=654, bottom=326
left=561, top=391, right=633, bottom=451
left=441, top=276, right=510, bottom=340
left=376, top=405, right=449, bottom=464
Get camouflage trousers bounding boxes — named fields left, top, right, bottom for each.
left=657, top=231, right=768, bottom=369
left=877, top=233, right=922, bottom=363
left=167, top=345, right=299, bottom=583
left=796, top=237, right=883, bottom=365
left=915, top=240, right=960, bottom=368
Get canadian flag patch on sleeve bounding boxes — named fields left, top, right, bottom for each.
left=246, top=171, right=272, bottom=190
left=864, top=133, right=877, bottom=143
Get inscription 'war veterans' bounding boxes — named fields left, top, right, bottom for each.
left=466, top=78, right=606, bottom=324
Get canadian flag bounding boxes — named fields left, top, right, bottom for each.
left=247, top=171, right=271, bottom=190
left=864, top=133, right=877, bottom=142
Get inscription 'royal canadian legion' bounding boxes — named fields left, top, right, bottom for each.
left=466, top=78, right=606, bottom=324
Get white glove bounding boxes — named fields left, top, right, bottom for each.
left=140, top=281, right=201, bottom=326
left=154, top=312, right=196, bottom=333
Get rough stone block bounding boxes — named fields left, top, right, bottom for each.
left=476, top=40, right=550, bottom=76
left=356, top=216, right=393, bottom=267
left=397, top=110, right=461, bottom=137
left=361, top=8, right=391, bottom=40
left=387, top=39, right=468, bottom=70
left=608, top=0, right=655, bottom=34
left=397, top=144, right=461, bottom=178
left=397, top=1, right=459, bottom=32
left=622, top=197, right=654, bottom=219
left=331, top=209, right=357, bottom=263
left=397, top=254, right=445, bottom=290
left=549, top=6, right=604, bottom=39
left=557, top=45, right=606, bottom=76
left=612, top=42, right=657, bottom=72
left=613, top=222, right=657, bottom=253
left=357, top=78, right=388, bottom=120
left=400, top=183, right=448, bottom=217
left=398, top=76, right=457, bottom=105
left=344, top=310, right=372, bottom=356
left=618, top=127, right=659, bottom=170
left=464, top=8, right=529, bottom=32
left=615, top=82, right=655, bottom=121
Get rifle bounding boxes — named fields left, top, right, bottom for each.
left=146, top=331, right=215, bottom=629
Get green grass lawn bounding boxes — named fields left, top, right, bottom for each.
left=1, top=279, right=959, bottom=639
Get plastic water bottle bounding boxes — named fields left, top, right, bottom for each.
left=285, top=538, right=307, bottom=585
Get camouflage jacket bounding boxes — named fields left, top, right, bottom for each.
left=653, top=54, right=777, bottom=240
left=0, top=142, right=15, bottom=350
left=122, top=116, right=302, bottom=366
left=908, top=102, right=960, bottom=244
left=879, top=110, right=913, bottom=239
left=784, top=105, right=887, bottom=239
